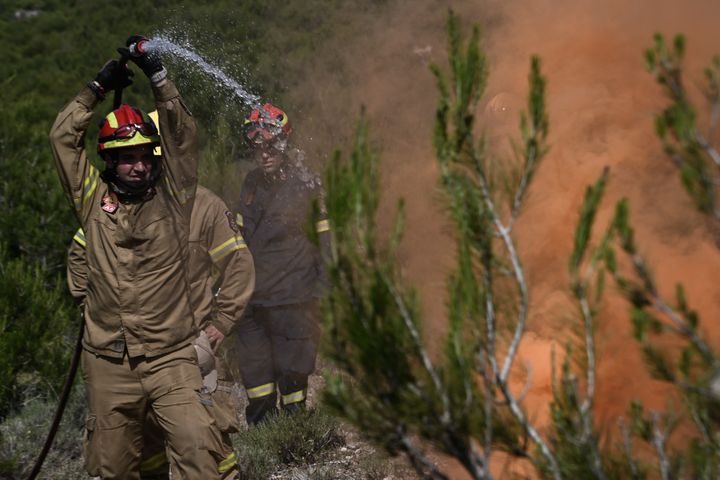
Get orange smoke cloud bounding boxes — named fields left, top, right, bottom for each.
left=286, top=0, right=720, bottom=477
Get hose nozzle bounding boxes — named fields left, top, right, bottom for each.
left=128, top=39, right=149, bottom=57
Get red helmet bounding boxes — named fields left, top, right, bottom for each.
left=243, top=103, right=292, bottom=150
left=97, top=104, right=160, bottom=154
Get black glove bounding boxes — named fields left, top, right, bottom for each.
left=89, top=59, right=133, bottom=99
left=117, top=35, right=166, bottom=84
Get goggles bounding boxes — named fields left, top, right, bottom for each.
left=245, top=125, right=280, bottom=141
left=247, top=130, right=288, bottom=153
left=98, top=122, right=158, bottom=144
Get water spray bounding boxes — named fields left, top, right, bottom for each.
left=139, top=36, right=261, bottom=109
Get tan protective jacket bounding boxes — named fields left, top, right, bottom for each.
left=51, top=81, right=199, bottom=358
left=68, top=186, right=255, bottom=335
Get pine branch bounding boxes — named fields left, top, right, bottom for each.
left=647, top=33, right=720, bottom=219
left=650, top=413, right=672, bottom=480
left=695, top=132, right=720, bottom=167
left=507, top=141, right=538, bottom=233
left=384, top=278, right=451, bottom=427
left=618, top=417, right=642, bottom=479
left=386, top=277, right=491, bottom=480
left=396, top=429, right=451, bottom=480
left=495, top=371, right=561, bottom=480
left=626, top=251, right=716, bottom=365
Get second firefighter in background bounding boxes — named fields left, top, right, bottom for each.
left=235, top=104, right=331, bottom=425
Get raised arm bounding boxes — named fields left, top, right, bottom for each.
left=122, top=35, right=199, bottom=219
left=153, top=79, right=199, bottom=219
left=49, top=60, right=132, bottom=225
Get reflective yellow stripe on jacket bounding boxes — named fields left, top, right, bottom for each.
left=218, top=451, right=237, bottom=474
left=73, top=166, right=99, bottom=212
left=73, top=228, right=87, bottom=248
left=315, top=219, right=330, bottom=233
left=209, top=235, right=247, bottom=263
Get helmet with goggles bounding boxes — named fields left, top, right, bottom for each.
left=243, top=103, right=292, bottom=152
left=97, top=104, right=161, bottom=155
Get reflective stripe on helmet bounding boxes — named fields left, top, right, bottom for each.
left=106, top=111, right=119, bottom=129
left=148, top=110, right=162, bottom=157
left=98, top=105, right=160, bottom=153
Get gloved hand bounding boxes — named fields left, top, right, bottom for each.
left=89, top=59, right=133, bottom=99
left=117, top=35, right=166, bottom=84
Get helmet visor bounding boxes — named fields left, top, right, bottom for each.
left=245, top=127, right=288, bottom=152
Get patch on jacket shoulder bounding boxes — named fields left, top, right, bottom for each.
left=243, top=189, right=254, bottom=206
left=225, top=210, right=240, bottom=234
left=101, top=192, right=118, bottom=214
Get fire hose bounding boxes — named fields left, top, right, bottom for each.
left=25, top=313, right=84, bottom=480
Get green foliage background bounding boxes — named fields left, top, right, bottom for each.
left=0, top=0, right=392, bottom=476
left=0, top=0, right=387, bottom=418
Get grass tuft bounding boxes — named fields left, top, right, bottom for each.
left=234, top=409, right=345, bottom=480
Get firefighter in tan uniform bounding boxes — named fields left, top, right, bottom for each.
left=68, top=184, right=255, bottom=479
left=50, top=36, right=227, bottom=478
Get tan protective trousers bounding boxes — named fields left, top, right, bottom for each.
left=81, top=344, right=225, bottom=480
left=140, top=357, right=240, bottom=479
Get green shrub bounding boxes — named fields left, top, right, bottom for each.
left=0, top=248, right=78, bottom=419
left=234, top=409, right=345, bottom=480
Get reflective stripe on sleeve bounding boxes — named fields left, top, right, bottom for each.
left=246, top=382, right=275, bottom=399
left=73, top=228, right=86, bottom=248
left=315, top=219, right=330, bottom=233
left=218, top=451, right=238, bottom=473
left=282, top=389, right=306, bottom=406
left=74, top=166, right=99, bottom=211
left=209, top=235, right=247, bottom=262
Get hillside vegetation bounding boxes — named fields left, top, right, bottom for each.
left=0, top=0, right=388, bottom=476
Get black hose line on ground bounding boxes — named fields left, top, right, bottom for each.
left=26, top=312, right=84, bottom=480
